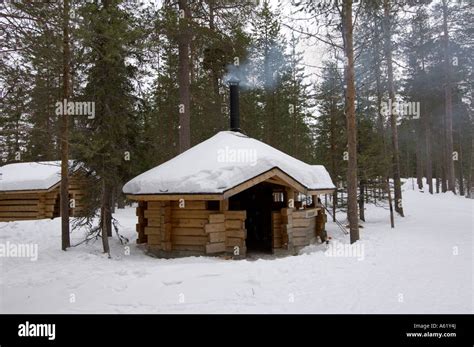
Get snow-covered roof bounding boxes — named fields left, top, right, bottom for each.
left=0, top=161, right=77, bottom=192
left=123, top=131, right=335, bottom=195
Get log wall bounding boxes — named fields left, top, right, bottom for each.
left=0, top=172, right=88, bottom=222
left=139, top=200, right=246, bottom=257
left=279, top=207, right=322, bottom=254
left=291, top=208, right=318, bottom=253
left=0, top=191, right=57, bottom=221
left=272, top=211, right=283, bottom=248
left=137, top=200, right=326, bottom=258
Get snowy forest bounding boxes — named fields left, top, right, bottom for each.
left=0, top=0, right=473, bottom=318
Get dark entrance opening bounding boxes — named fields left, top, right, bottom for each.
left=52, top=193, right=61, bottom=219
left=229, top=182, right=273, bottom=253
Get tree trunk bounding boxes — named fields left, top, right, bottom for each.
left=60, top=0, right=71, bottom=251
left=435, top=157, right=441, bottom=193
left=383, top=0, right=404, bottom=217
left=416, top=127, right=423, bottom=190
left=178, top=0, right=191, bottom=153
left=342, top=0, right=359, bottom=243
left=423, top=104, right=433, bottom=193
left=359, top=179, right=365, bottom=222
left=207, top=0, right=222, bottom=132
left=468, top=136, right=474, bottom=198
left=387, top=177, right=394, bottom=228
left=101, top=179, right=111, bottom=256
left=106, top=184, right=113, bottom=236
left=441, top=157, right=448, bottom=192
left=442, top=0, right=456, bottom=194
left=330, top=76, right=337, bottom=223
left=459, top=141, right=464, bottom=195
left=374, top=16, right=395, bottom=228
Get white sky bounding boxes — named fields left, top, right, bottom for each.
left=269, top=0, right=327, bottom=86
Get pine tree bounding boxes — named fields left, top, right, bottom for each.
left=73, top=0, right=141, bottom=253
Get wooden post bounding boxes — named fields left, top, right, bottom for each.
left=219, top=199, right=229, bottom=212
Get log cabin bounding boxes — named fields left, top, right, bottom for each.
left=124, top=79, right=336, bottom=258
left=0, top=161, right=89, bottom=221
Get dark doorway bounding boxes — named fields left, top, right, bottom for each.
left=52, top=193, right=60, bottom=218
left=229, top=183, right=273, bottom=253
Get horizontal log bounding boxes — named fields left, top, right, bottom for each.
left=0, top=217, right=35, bottom=221
left=293, top=208, right=319, bottom=219
left=273, top=240, right=282, bottom=248
left=161, top=241, right=172, bottom=251
left=225, top=229, right=246, bottom=238
left=172, top=227, right=206, bottom=236
left=144, top=210, right=159, bottom=218
left=147, top=218, right=161, bottom=227
left=171, top=200, right=206, bottom=210
left=172, top=218, right=208, bottom=228
left=225, top=237, right=244, bottom=247
left=209, top=213, right=225, bottom=223
left=292, top=237, right=309, bottom=246
left=292, top=227, right=311, bottom=238
left=208, top=232, right=226, bottom=243
left=0, top=205, right=38, bottom=212
left=205, top=223, right=225, bottom=233
left=173, top=245, right=206, bottom=252
left=206, top=242, right=225, bottom=254
left=292, top=210, right=308, bottom=219
left=144, top=209, right=171, bottom=219
left=225, top=219, right=243, bottom=230
left=0, top=200, right=39, bottom=206
left=147, top=235, right=161, bottom=245
left=293, top=218, right=312, bottom=228
left=0, top=193, right=43, bottom=199
left=172, top=210, right=212, bottom=219
left=224, top=210, right=246, bottom=219
left=171, top=235, right=208, bottom=245
left=144, top=226, right=161, bottom=235
left=0, top=212, right=38, bottom=217
left=147, top=201, right=164, bottom=209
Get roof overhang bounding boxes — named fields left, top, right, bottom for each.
left=126, top=167, right=335, bottom=201
left=0, top=166, right=89, bottom=195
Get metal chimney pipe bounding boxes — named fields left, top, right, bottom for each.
left=228, top=76, right=240, bottom=132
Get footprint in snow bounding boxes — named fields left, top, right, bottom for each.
left=162, top=280, right=183, bottom=286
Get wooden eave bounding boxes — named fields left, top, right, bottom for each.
left=126, top=167, right=336, bottom=201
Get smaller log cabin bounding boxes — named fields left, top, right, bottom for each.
left=0, top=161, right=89, bottom=221
left=123, top=131, right=336, bottom=258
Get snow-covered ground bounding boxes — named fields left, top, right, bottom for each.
left=0, top=181, right=472, bottom=313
